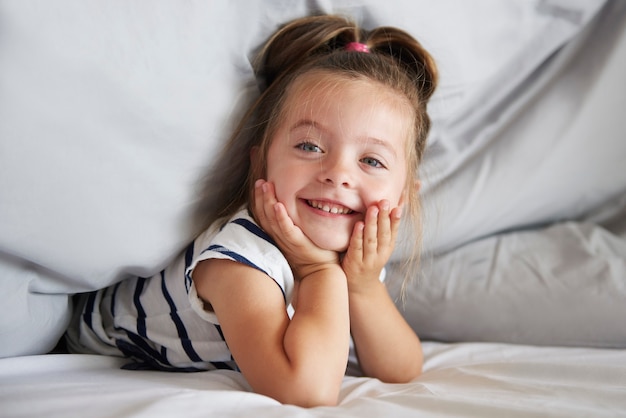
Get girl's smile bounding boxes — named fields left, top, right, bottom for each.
left=304, top=199, right=355, bottom=215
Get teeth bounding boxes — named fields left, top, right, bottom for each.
left=307, top=200, right=353, bottom=215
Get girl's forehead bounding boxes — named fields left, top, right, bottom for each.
left=282, top=71, right=413, bottom=121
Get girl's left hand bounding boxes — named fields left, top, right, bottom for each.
left=342, top=200, right=402, bottom=293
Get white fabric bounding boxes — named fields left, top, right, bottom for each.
left=411, top=0, right=626, bottom=257
left=388, top=221, right=626, bottom=348
left=1, top=342, right=624, bottom=417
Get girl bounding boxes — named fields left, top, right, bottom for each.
left=66, top=14, right=437, bottom=407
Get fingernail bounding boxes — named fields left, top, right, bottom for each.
left=255, top=179, right=263, bottom=188
left=381, top=200, right=390, bottom=211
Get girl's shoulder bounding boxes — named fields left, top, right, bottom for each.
left=193, top=207, right=273, bottom=259
left=188, top=207, right=295, bottom=304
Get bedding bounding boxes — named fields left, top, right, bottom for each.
left=2, top=342, right=625, bottom=417
left=0, top=0, right=625, bottom=416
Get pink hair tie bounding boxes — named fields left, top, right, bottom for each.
left=345, top=42, right=370, bottom=53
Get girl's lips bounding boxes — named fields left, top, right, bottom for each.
left=304, top=199, right=356, bottom=215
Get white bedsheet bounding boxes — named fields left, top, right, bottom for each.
left=1, top=342, right=625, bottom=417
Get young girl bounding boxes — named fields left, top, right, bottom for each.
left=66, top=14, right=437, bottom=407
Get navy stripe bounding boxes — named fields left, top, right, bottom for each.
left=185, top=242, right=195, bottom=267
left=204, top=245, right=269, bottom=276
left=232, top=218, right=276, bottom=247
left=82, top=291, right=97, bottom=329
left=121, top=361, right=203, bottom=373
left=211, top=362, right=235, bottom=370
left=117, top=337, right=229, bottom=372
left=133, top=278, right=147, bottom=338
left=184, top=242, right=194, bottom=293
left=160, top=271, right=203, bottom=363
left=110, top=281, right=121, bottom=317
left=117, top=332, right=170, bottom=368
left=126, top=331, right=169, bottom=364
left=214, top=324, right=226, bottom=342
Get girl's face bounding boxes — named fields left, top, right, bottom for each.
left=264, top=72, right=413, bottom=252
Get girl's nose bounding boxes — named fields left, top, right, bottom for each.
left=319, top=156, right=354, bottom=188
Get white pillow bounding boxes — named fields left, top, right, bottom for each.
left=0, top=259, right=71, bottom=357
left=388, top=221, right=626, bottom=348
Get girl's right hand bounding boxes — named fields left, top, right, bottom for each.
left=253, top=179, right=340, bottom=280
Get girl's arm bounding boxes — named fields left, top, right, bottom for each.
left=193, top=258, right=349, bottom=407
left=193, top=181, right=350, bottom=407
left=342, top=202, right=423, bottom=383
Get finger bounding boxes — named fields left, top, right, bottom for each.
left=273, top=201, right=298, bottom=241
left=389, top=204, right=403, bottom=245
left=262, top=181, right=277, bottom=208
left=262, top=181, right=282, bottom=226
left=254, top=180, right=281, bottom=234
left=346, top=221, right=365, bottom=263
left=363, top=205, right=379, bottom=258
left=377, top=200, right=392, bottom=251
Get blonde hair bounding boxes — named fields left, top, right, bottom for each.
left=198, top=15, right=437, bottom=276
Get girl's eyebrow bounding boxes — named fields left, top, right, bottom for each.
left=359, top=136, right=398, bottom=159
left=289, top=119, right=324, bottom=132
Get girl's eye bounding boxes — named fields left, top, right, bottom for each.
left=296, top=142, right=322, bottom=153
left=361, top=157, right=385, bottom=168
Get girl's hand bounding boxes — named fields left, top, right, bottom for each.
left=342, top=200, right=402, bottom=293
left=253, top=179, right=339, bottom=280
left=340, top=201, right=422, bottom=383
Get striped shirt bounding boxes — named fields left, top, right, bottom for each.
left=67, top=208, right=294, bottom=371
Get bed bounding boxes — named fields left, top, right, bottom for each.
left=1, top=0, right=625, bottom=417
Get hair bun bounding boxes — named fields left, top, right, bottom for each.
left=368, top=27, right=438, bottom=102
left=256, top=15, right=360, bottom=89
left=256, top=15, right=437, bottom=102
